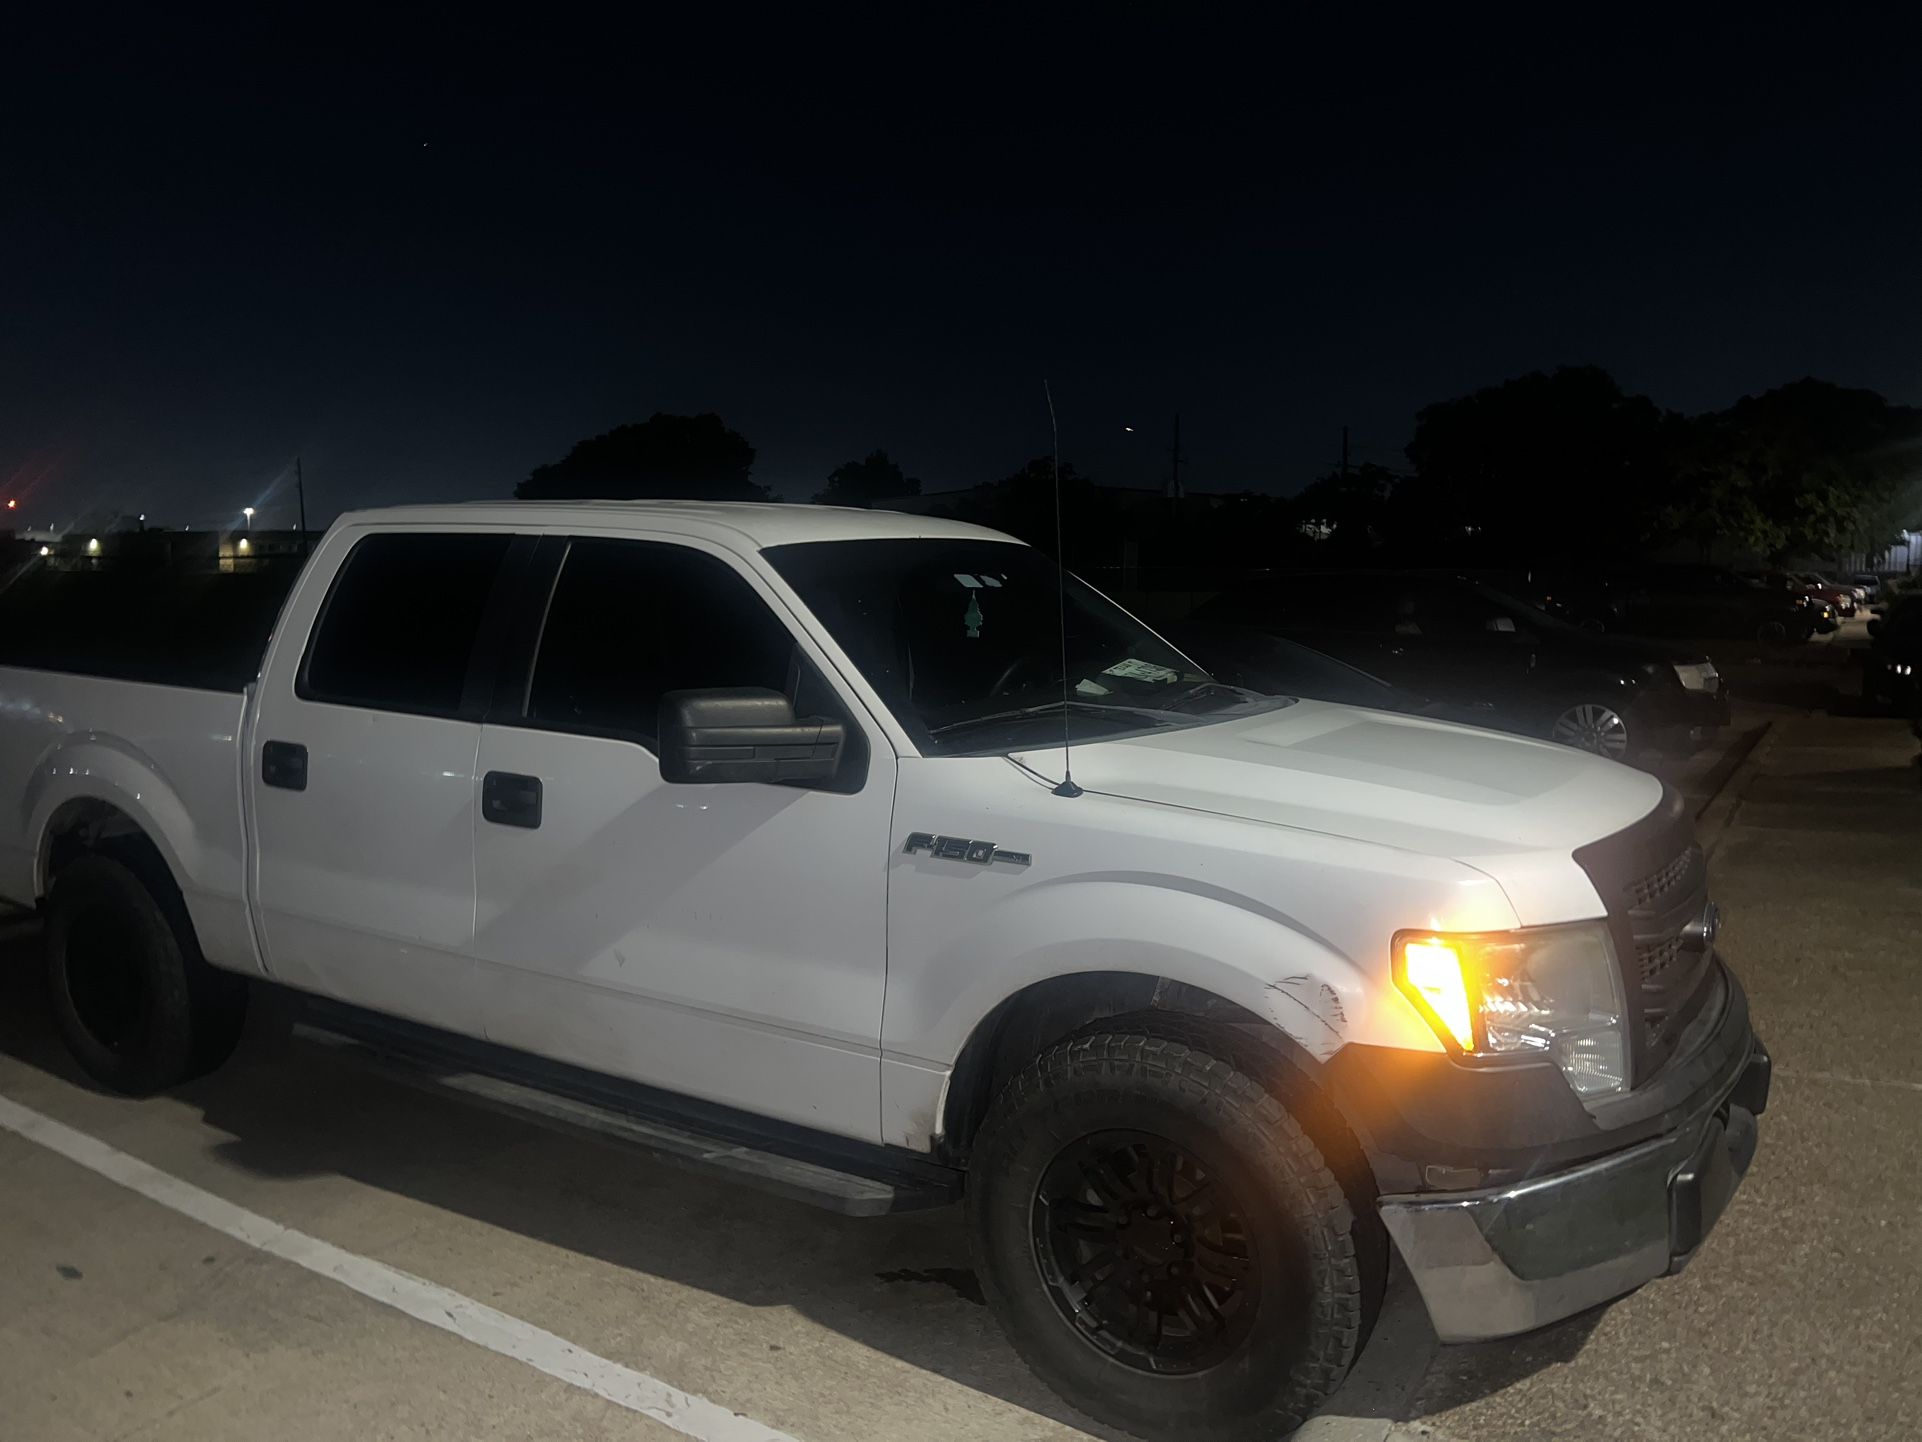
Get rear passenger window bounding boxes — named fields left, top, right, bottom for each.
left=527, top=539, right=802, bottom=746
left=302, top=533, right=511, bottom=714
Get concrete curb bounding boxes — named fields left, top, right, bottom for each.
left=1694, top=720, right=1777, bottom=858
left=1296, top=1265, right=1441, bottom=1442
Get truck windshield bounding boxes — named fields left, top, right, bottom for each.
left=765, top=537, right=1289, bottom=754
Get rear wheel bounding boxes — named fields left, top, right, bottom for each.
left=968, top=1032, right=1366, bottom=1441
left=45, top=854, right=245, bottom=1095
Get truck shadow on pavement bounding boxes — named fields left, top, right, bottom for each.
left=0, top=922, right=1602, bottom=1438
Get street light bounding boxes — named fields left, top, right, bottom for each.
left=242, top=507, right=255, bottom=530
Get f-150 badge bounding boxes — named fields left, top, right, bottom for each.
left=902, top=832, right=1032, bottom=867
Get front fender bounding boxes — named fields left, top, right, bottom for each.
left=893, top=873, right=1452, bottom=1072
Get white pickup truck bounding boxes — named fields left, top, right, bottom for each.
left=0, top=503, right=1769, bottom=1440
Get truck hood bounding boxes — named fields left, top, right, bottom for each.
left=1013, top=700, right=1664, bottom=868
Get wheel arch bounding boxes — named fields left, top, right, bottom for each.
left=38, top=796, right=203, bottom=955
left=935, top=970, right=1379, bottom=1209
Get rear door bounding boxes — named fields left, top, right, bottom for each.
left=248, top=527, right=518, bottom=1035
left=468, top=534, right=896, bottom=1142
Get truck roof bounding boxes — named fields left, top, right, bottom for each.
left=331, top=500, right=1016, bottom=550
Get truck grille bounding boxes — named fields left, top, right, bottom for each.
left=1573, top=789, right=1720, bottom=1081
left=1624, top=845, right=1714, bottom=1054
left=1637, top=932, right=1684, bottom=986
left=1627, top=844, right=1699, bottom=909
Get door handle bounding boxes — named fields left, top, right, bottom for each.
left=482, top=770, right=543, bottom=829
left=261, top=740, right=308, bottom=791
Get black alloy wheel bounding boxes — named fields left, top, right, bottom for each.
left=968, top=1028, right=1374, bottom=1440
left=1032, top=1130, right=1260, bottom=1374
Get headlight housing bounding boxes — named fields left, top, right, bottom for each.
left=1673, top=661, right=1719, bottom=692
left=1393, top=923, right=1628, bottom=1097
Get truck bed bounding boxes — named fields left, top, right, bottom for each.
left=0, top=572, right=271, bottom=970
left=0, top=566, right=297, bottom=692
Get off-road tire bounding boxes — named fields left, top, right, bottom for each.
left=968, top=1031, right=1366, bottom=1441
left=45, top=854, right=245, bottom=1094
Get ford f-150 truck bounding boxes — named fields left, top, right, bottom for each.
left=0, top=503, right=1770, bottom=1440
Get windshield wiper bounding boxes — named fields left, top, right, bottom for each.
left=1152, top=678, right=1266, bottom=711
left=927, top=698, right=1185, bottom=739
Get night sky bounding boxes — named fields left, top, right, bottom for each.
left=5, top=9, right=1918, bottom=532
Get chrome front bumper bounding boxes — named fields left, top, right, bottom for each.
left=1378, top=1042, right=1770, bottom=1343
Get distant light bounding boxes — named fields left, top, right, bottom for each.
left=138, top=513, right=146, bottom=522
left=242, top=507, right=255, bottom=518
left=86, top=538, right=101, bottom=554
left=38, top=546, right=50, bottom=557
left=237, top=538, right=251, bottom=552
left=1123, top=426, right=1135, bottom=433
left=4, top=499, right=15, bottom=509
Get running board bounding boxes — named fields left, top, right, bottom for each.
left=288, top=1012, right=961, bottom=1218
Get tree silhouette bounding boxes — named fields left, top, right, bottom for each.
left=1669, top=380, right=1922, bottom=559
left=515, top=413, right=768, bottom=501
left=1403, top=367, right=1672, bottom=556
left=813, top=449, right=920, bottom=508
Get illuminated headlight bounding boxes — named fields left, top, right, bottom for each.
left=1394, top=923, right=1628, bottom=1097
left=1673, top=662, right=1719, bottom=692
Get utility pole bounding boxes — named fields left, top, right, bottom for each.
left=295, top=455, right=309, bottom=553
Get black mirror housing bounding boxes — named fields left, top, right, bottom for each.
left=658, top=688, right=845, bottom=785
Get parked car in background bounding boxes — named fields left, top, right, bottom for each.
left=1851, top=573, right=1885, bottom=603
left=1604, top=564, right=1824, bottom=642
left=1769, top=571, right=1857, bottom=617
left=1865, top=595, right=1921, bottom=721
left=1800, top=572, right=1868, bottom=604
left=1186, top=571, right=1728, bottom=758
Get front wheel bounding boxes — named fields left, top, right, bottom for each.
left=1548, top=699, right=1633, bottom=758
left=968, top=1032, right=1368, bottom=1441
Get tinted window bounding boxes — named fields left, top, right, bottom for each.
left=302, top=533, right=511, bottom=713
left=526, top=539, right=803, bottom=746
left=1395, top=579, right=1511, bottom=636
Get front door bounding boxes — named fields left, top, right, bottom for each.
left=248, top=528, right=516, bottom=1036
left=469, top=535, right=896, bottom=1143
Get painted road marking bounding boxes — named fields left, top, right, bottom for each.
left=0, top=1094, right=803, bottom=1442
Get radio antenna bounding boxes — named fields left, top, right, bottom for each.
left=1044, top=379, right=1082, bottom=798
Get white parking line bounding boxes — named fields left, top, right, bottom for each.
left=0, top=1094, right=803, bottom=1442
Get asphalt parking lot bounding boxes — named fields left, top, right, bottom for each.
left=2, top=670, right=1916, bottom=1440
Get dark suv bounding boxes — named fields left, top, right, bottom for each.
left=1185, top=570, right=1729, bottom=757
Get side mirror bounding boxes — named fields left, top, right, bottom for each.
left=659, top=688, right=844, bottom=785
